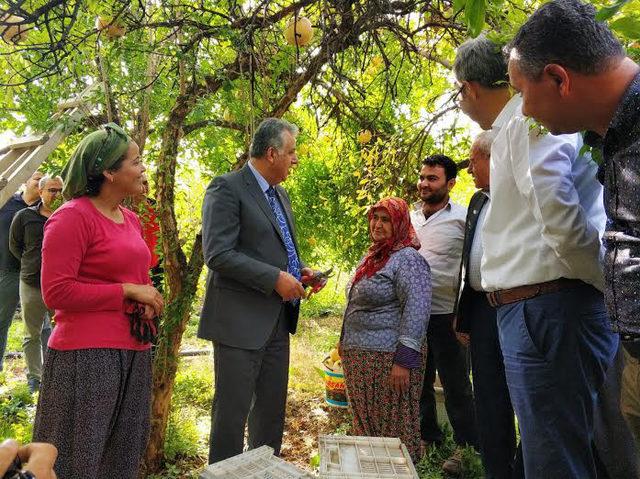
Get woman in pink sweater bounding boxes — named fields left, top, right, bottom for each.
left=33, top=123, right=164, bottom=479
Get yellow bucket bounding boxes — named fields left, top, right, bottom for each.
left=322, top=354, right=348, bottom=408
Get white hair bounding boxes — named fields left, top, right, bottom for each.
left=38, top=175, right=64, bottom=190
left=472, top=130, right=497, bottom=157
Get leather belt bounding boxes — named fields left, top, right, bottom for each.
left=486, top=278, right=585, bottom=307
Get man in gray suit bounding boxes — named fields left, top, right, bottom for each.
left=199, top=118, right=323, bottom=464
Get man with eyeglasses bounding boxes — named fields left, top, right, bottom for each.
left=506, top=0, right=640, bottom=450
left=0, top=170, right=42, bottom=375
left=453, top=34, right=633, bottom=478
left=9, top=174, right=64, bottom=393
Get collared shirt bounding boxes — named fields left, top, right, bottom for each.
left=591, top=70, right=640, bottom=335
left=8, top=203, right=47, bottom=287
left=0, top=193, right=29, bottom=272
left=247, top=159, right=302, bottom=287
left=247, top=160, right=271, bottom=199
left=468, top=192, right=489, bottom=292
left=411, top=200, right=467, bottom=314
left=481, top=95, right=606, bottom=292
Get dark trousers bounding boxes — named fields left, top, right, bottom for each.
left=0, top=270, right=20, bottom=371
left=420, top=313, right=478, bottom=448
left=467, top=289, right=521, bottom=479
left=497, top=284, right=618, bottom=479
left=208, top=309, right=290, bottom=464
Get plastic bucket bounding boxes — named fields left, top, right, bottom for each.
left=323, top=364, right=348, bottom=408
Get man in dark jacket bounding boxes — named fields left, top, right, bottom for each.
left=9, top=174, right=63, bottom=392
left=0, top=170, right=42, bottom=372
left=507, top=0, right=640, bottom=448
left=199, top=118, right=324, bottom=463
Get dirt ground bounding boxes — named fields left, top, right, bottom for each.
left=280, top=390, right=352, bottom=468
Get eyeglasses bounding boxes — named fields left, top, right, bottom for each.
left=46, top=188, right=63, bottom=194
left=451, top=83, right=465, bottom=104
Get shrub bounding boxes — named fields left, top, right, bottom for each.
left=172, top=363, right=213, bottom=411
left=164, top=405, right=202, bottom=461
left=0, top=384, right=35, bottom=443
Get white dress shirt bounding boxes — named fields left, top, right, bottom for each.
left=480, top=95, right=606, bottom=292
left=411, top=200, right=467, bottom=314
left=247, top=160, right=271, bottom=198
left=468, top=192, right=490, bottom=292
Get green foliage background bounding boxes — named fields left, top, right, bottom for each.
left=0, top=0, right=638, bottom=473
left=0, top=0, right=638, bottom=269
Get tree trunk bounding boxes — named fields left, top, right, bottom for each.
left=142, top=4, right=370, bottom=469
left=143, top=91, right=199, bottom=472
left=143, top=236, right=203, bottom=474
left=142, top=54, right=247, bottom=472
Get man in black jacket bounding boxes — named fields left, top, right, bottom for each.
left=455, top=132, right=520, bottom=479
left=199, top=118, right=324, bottom=463
left=0, top=170, right=42, bottom=372
left=9, top=174, right=62, bottom=392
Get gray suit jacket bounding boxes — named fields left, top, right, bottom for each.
left=198, top=165, right=303, bottom=350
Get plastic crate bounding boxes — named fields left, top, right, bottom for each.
left=318, top=435, right=418, bottom=478
left=200, top=445, right=316, bottom=478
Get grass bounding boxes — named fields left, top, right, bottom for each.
left=6, top=313, right=25, bottom=353
left=0, top=288, right=484, bottom=478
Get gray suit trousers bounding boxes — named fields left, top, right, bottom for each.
left=208, top=307, right=290, bottom=463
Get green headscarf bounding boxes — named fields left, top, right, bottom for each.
left=61, top=122, right=131, bottom=199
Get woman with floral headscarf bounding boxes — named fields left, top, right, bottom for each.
left=32, top=123, right=163, bottom=478
left=340, top=197, right=431, bottom=462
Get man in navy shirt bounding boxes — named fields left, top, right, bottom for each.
left=0, top=171, right=42, bottom=371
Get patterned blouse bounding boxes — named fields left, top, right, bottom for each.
left=341, top=247, right=431, bottom=354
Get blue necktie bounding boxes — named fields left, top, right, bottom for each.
left=266, top=187, right=301, bottom=281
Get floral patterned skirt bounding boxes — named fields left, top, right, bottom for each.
left=341, top=347, right=425, bottom=463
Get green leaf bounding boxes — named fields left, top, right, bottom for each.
left=610, top=15, right=640, bottom=38
left=596, top=0, right=632, bottom=21
left=309, top=453, right=321, bottom=469
left=453, top=0, right=467, bottom=15
left=465, top=0, right=486, bottom=38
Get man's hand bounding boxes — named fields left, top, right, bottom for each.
left=0, top=439, right=58, bottom=479
left=0, top=439, right=19, bottom=476
left=19, top=442, right=58, bottom=479
left=456, top=332, right=470, bottom=347
left=390, top=364, right=410, bottom=395
left=452, top=316, right=470, bottom=347
left=300, top=267, right=329, bottom=295
left=275, top=271, right=305, bottom=301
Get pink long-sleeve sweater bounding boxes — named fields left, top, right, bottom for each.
left=41, top=196, right=152, bottom=350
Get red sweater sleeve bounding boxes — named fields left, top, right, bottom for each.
left=41, top=206, right=124, bottom=311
